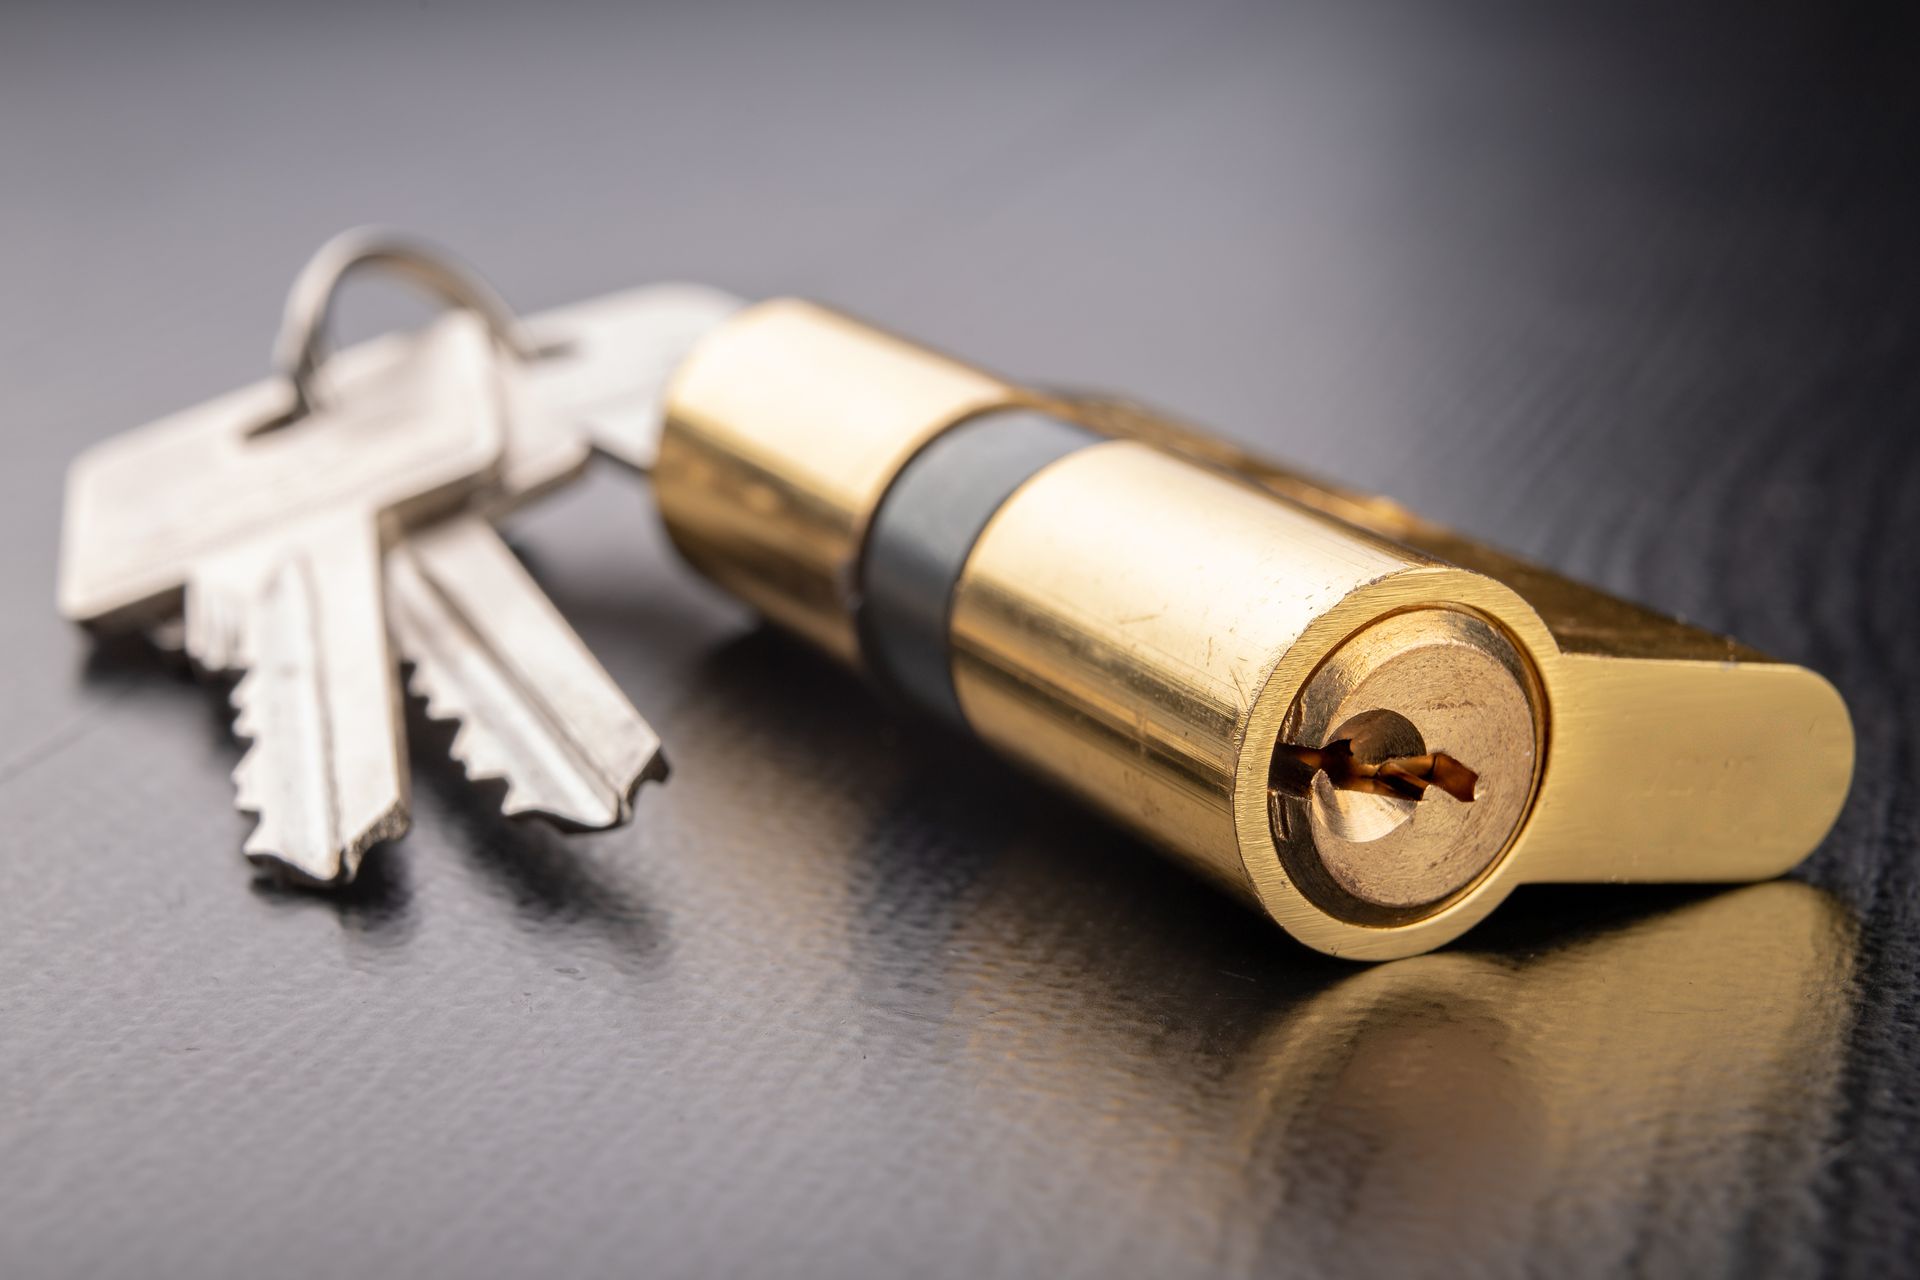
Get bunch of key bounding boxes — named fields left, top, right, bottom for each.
left=58, top=230, right=743, bottom=884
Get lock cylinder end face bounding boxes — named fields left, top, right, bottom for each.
left=1269, top=608, right=1542, bottom=924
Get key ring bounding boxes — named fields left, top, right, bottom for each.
left=272, top=226, right=537, bottom=420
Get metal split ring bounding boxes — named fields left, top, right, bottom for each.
left=271, top=226, right=536, bottom=419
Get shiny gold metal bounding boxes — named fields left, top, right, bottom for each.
left=1268, top=609, right=1536, bottom=915
left=657, top=301, right=1854, bottom=959
left=656, top=300, right=1037, bottom=662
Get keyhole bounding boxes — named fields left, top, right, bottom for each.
left=1273, top=709, right=1478, bottom=844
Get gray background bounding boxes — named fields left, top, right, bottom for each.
left=4, top=2, right=1917, bottom=1277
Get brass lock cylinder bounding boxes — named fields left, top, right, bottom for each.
left=656, top=300, right=1852, bottom=959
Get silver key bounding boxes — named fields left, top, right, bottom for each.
left=382, top=283, right=742, bottom=827
left=522, top=283, right=744, bottom=474
left=117, top=224, right=739, bottom=851
left=131, top=256, right=740, bottom=837
left=389, top=520, right=663, bottom=828
left=60, top=313, right=505, bottom=882
left=244, top=232, right=736, bottom=834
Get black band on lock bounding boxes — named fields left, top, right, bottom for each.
left=857, top=410, right=1100, bottom=724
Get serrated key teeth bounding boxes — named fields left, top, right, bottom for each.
left=446, top=732, right=513, bottom=788
left=402, top=665, right=453, bottom=723
left=389, top=513, right=673, bottom=835
left=231, top=764, right=261, bottom=813
left=443, top=721, right=476, bottom=764
left=229, top=736, right=271, bottom=809
left=229, top=694, right=259, bottom=742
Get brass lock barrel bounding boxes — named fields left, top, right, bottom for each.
left=654, top=300, right=1853, bottom=959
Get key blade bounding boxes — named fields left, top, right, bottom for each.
left=520, top=284, right=744, bottom=474
left=388, top=514, right=666, bottom=829
left=229, top=513, right=409, bottom=883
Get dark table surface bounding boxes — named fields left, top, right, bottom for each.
left=4, top=2, right=1917, bottom=1277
